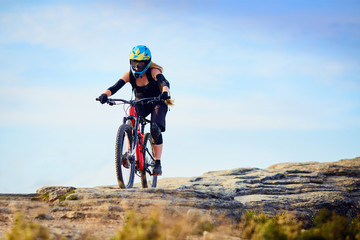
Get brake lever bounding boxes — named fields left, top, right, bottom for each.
left=108, top=99, right=116, bottom=106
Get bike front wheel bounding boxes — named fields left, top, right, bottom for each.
left=115, top=124, right=135, bottom=188
left=141, top=133, right=157, bottom=188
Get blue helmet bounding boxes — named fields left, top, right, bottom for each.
left=129, top=45, right=151, bottom=79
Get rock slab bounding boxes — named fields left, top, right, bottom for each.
left=0, top=157, right=359, bottom=239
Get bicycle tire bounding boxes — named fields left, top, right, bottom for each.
left=115, top=124, right=135, bottom=188
left=141, top=133, right=157, bottom=188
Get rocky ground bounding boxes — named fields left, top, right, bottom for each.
left=0, top=157, right=359, bottom=239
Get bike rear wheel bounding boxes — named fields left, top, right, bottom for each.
left=115, top=124, right=135, bottom=188
left=141, top=133, right=157, bottom=188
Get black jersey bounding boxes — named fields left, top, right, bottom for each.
left=129, top=69, right=161, bottom=99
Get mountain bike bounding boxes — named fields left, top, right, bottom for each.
left=96, top=97, right=161, bottom=188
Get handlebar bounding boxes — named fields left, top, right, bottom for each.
left=96, top=96, right=162, bottom=106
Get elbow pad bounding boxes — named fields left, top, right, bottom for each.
left=156, top=74, right=170, bottom=89
left=108, top=79, right=126, bottom=95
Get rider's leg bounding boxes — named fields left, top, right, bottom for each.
left=153, top=144, right=163, bottom=160
left=151, top=122, right=163, bottom=142
left=151, top=122, right=163, bottom=175
left=152, top=144, right=163, bottom=175
left=151, top=103, right=168, bottom=175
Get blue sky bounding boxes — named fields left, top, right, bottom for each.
left=0, top=0, right=359, bottom=193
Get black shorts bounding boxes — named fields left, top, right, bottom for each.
left=135, top=101, right=168, bottom=132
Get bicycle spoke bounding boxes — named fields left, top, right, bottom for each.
left=146, top=148, right=156, bottom=163
left=116, top=124, right=135, bottom=188
left=141, top=133, right=157, bottom=188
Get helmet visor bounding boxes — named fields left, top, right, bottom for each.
left=130, top=60, right=147, bottom=72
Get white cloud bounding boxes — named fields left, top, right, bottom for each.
left=1, top=5, right=113, bottom=50
left=168, top=94, right=358, bottom=130
left=1, top=79, right=358, bottom=132
left=0, top=1, right=358, bottom=133
left=0, top=85, right=133, bottom=128
left=2, top=0, right=358, bottom=92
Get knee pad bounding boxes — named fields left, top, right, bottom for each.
left=151, top=123, right=163, bottom=144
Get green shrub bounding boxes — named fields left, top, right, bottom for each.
left=111, top=210, right=162, bottom=240
left=241, top=210, right=302, bottom=240
left=4, top=213, right=50, bottom=240
left=32, top=192, right=49, bottom=202
left=111, top=209, right=215, bottom=240
left=59, top=190, right=76, bottom=202
left=241, top=209, right=360, bottom=240
left=298, top=209, right=360, bottom=240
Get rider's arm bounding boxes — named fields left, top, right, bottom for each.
left=104, top=72, right=130, bottom=96
left=157, top=74, right=170, bottom=92
left=152, top=68, right=173, bottom=105
left=151, top=68, right=170, bottom=92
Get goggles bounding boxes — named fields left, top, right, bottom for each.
left=130, top=60, right=147, bottom=72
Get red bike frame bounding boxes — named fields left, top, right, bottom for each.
left=129, top=106, right=145, bottom=171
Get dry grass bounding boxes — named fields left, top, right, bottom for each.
left=2, top=208, right=360, bottom=240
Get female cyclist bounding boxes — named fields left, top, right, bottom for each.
left=98, top=45, right=172, bottom=176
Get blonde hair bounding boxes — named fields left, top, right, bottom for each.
left=150, top=61, right=163, bottom=73
left=150, top=62, right=174, bottom=106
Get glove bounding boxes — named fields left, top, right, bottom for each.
left=98, top=93, right=108, bottom=104
left=160, top=91, right=170, bottom=100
